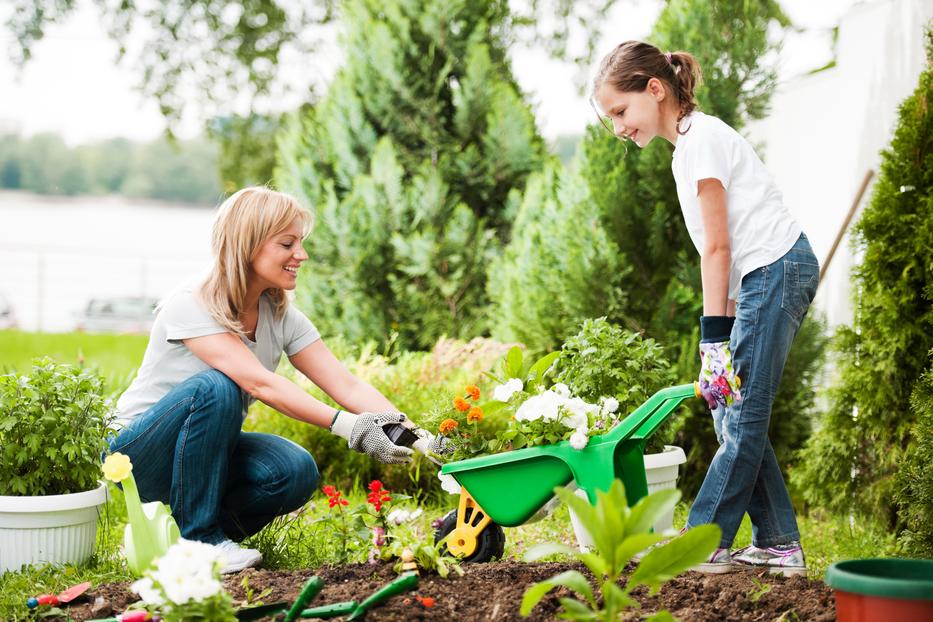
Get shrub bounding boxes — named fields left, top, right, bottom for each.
left=794, top=26, right=933, bottom=525
left=896, top=350, right=933, bottom=556
left=0, top=358, right=112, bottom=495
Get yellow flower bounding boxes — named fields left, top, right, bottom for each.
left=439, top=419, right=459, bottom=435
left=102, top=452, right=133, bottom=482
left=467, top=406, right=484, bottom=423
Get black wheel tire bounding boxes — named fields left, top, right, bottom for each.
left=434, top=508, right=505, bottom=563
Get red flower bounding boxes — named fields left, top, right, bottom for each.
left=367, top=480, right=392, bottom=513
left=323, top=484, right=348, bottom=508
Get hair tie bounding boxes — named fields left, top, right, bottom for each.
left=664, top=52, right=673, bottom=64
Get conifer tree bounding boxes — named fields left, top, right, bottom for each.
left=794, top=27, right=933, bottom=527
left=277, top=0, right=546, bottom=348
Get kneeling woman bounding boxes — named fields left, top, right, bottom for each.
left=110, top=187, right=422, bottom=572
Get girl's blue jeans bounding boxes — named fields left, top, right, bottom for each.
left=107, top=369, right=319, bottom=544
left=686, top=233, right=819, bottom=548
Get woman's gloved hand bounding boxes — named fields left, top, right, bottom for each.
left=697, top=316, right=742, bottom=410
left=330, top=411, right=415, bottom=464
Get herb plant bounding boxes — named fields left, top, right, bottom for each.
left=0, top=358, right=113, bottom=495
left=521, top=481, right=720, bottom=621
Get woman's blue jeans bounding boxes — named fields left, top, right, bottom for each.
left=107, top=369, right=319, bottom=544
left=686, top=234, right=819, bottom=548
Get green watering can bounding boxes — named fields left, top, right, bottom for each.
left=102, top=453, right=180, bottom=575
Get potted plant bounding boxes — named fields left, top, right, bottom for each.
left=0, top=358, right=112, bottom=573
left=551, top=318, right=686, bottom=536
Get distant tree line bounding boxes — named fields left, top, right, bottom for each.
left=0, top=133, right=222, bottom=205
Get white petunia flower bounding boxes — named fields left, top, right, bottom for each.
left=600, top=397, right=620, bottom=413
left=552, top=383, right=571, bottom=398
left=569, top=430, right=589, bottom=450
left=492, top=378, right=524, bottom=402
left=439, top=472, right=462, bottom=495
left=131, top=577, right=165, bottom=606
left=515, top=390, right=563, bottom=422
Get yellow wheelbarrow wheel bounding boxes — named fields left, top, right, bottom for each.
left=434, top=507, right=504, bottom=563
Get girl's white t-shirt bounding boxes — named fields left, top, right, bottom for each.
left=114, top=286, right=320, bottom=427
left=672, top=111, right=802, bottom=299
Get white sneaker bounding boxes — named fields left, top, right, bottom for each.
left=213, top=539, right=262, bottom=574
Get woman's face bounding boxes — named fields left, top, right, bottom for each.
left=593, top=78, right=667, bottom=148
left=250, top=217, right=308, bottom=291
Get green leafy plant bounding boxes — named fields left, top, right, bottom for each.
left=554, top=318, right=673, bottom=453
left=521, top=481, right=720, bottom=621
left=746, top=577, right=773, bottom=603
left=383, top=522, right=464, bottom=579
left=0, top=357, right=113, bottom=495
left=237, top=575, right=273, bottom=608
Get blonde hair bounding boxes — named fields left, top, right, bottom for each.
left=201, top=186, right=313, bottom=336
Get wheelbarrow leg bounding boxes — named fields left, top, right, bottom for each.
left=614, top=438, right=649, bottom=506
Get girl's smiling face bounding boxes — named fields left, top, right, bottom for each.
left=593, top=77, right=671, bottom=147
left=250, top=217, right=308, bottom=291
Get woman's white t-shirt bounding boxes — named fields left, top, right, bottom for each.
left=114, top=286, right=320, bottom=426
left=672, top=111, right=801, bottom=300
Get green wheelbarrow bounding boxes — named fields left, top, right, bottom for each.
left=434, top=383, right=697, bottom=562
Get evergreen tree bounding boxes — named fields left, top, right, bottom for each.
left=897, top=350, right=933, bottom=556
left=794, top=26, right=933, bottom=527
left=277, top=0, right=546, bottom=349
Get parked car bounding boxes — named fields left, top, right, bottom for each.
left=74, top=296, right=159, bottom=334
left=0, top=292, right=17, bottom=330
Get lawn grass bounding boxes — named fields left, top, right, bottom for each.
left=0, top=329, right=147, bottom=393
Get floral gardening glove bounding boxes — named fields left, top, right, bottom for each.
left=696, top=316, right=742, bottom=409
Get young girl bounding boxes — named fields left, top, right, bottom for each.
left=591, top=41, right=817, bottom=576
left=109, top=187, right=434, bottom=572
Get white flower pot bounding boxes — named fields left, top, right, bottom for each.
left=570, top=445, right=687, bottom=551
left=0, top=483, right=109, bottom=574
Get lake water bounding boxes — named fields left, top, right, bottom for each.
left=0, top=191, right=216, bottom=331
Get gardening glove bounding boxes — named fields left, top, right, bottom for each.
left=696, top=316, right=742, bottom=410
left=330, top=410, right=415, bottom=465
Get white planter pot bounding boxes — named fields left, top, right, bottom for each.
left=570, top=445, right=687, bottom=551
left=0, top=483, right=109, bottom=574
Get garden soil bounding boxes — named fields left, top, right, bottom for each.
left=54, top=561, right=835, bottom=621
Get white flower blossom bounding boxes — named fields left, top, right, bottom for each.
left=140, top=539, right=224, bottom=605
left=600, top=397, right=620, bottom=414
left=552, top=383, right=571, bottom=398
left=130, top=577, right=164, bottom=606
left=569, top=430, right=589, bottom=450
left=387, top=507, right=424, bottom=525
left=515, top=390, right=562, bottom=422
left=492, top=378, right=524, bottom=402
left=439, top=472, right=462, bottom=495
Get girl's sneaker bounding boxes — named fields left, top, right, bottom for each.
left=692, top=547, right=735, bottom=573
left=214, top=539, right=262, bottom=573
left=731, top=542, right=807, bottom=577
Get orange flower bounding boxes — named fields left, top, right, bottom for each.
left=439, top=418, right=459, bottom=435
left=465, top=385, right=480, bottom=400
left=467, top=406, right=484, bottom=423
left=453, top=397, right=470, bottom=412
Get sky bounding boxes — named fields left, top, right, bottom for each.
left=0, top=0, right=860, bottom=145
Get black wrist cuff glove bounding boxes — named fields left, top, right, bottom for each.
left=700, top=315, right=735, bottom=343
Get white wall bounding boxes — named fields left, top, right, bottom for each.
left=747, top=0, right=932, bottom=329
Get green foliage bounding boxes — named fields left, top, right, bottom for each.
left=794, top=27, right=933, bottom=526
left=277, top=0, right=547, bottom=349
left=555, top=317, right=672, bottom=414
left=521, top=481, right=720, bottom=621
left=489, top=160, right=627, bottom=352
left=0, top=358, right=113, bottom=495
left=897, top=351, right=933, bottom=556
left=0, top=133, right=221, bottom=203
left=208, top=113, right=284, bottom=193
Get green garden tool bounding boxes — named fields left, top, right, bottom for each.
left=284, top=576, right=324, bottom=622
left=346, top=572, right=419, bottom=620
left=300, top=601, right=358, bottom=619
left=102, top=453, right=180, bottom=576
